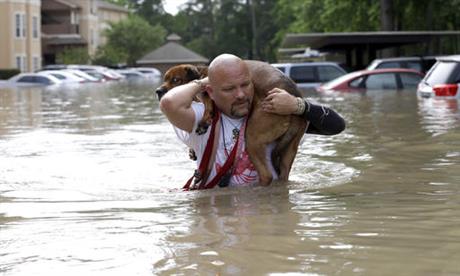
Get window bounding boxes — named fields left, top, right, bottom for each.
left=399, top=73, right=422, bottom=89
left=15, top=14, right=21, bottom=37
left=35, top=76, right=52, bottom=85
left=16, top=56, right=22, bottom=70
left=32, top=16, right=39, bottom=38
left=290, top=66, right=316, bottom=83
left=365, top=73, right=397, bottom=89
left=14, top=13, right=27, bottom=38
left=33, top=57, right=40, bottom=71
left=22, top=56, right=27, bottom=72
left=349, top=77, right=365, bottom=88
left=377, top=62, right=401, bottom=69
left=318, top=66, right=345, bottom=82
left=22, top=14, right=26, bottom=37
left=17, top=76, right=35, bottom=83
left=15, top=56, right=27, bottom=72
left=406, top=61, right=422, bottom=72
left=90, top=0, right=97, bottom=14
left=425, top=61, right=460, bottom=85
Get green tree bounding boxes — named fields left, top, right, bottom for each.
left=103, top=15, right=166, bottom=66
left=56, top=47, right=90, bottom=64
left=92, top=44, right=128, bottom=67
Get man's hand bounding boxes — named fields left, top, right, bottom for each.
left=261, top=88, right=304, bottom=115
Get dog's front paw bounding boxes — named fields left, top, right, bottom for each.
left=196, top=122, right=210, bottom=135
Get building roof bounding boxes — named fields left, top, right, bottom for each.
left=55, top=0, right=79, bottom=9
left=98, top=0, right=130, bottom=13
left=281, top=31, right=460, bottom=52
left=279, top=31, right=460, bottom=69
left=137, top=35, right=208, bottom=64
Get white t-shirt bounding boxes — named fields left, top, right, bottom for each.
left=174, top=102, right=277, bottom=187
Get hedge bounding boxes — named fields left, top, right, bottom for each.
left=0, top=69, right=20, bottom=80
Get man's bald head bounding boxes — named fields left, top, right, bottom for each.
left=205, top=53, right=254, bottom=118
left=208, top=54, right=249, bottom=83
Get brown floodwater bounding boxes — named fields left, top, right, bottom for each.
left=1, top=81, right=460, bottom=275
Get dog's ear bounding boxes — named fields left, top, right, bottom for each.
left=196, top=65, right=208, bottom=78
left=185, top=66, right=201, bottom=81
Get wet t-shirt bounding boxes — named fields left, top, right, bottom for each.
left=173, top=102, right=277, bottom=187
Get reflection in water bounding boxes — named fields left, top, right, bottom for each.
left=1, top=85, right=460, bottom=275
left=418, top=97, right=460, bottom=136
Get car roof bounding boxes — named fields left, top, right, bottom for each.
left=359, top=68, right=424, bottom=75
left=271, top=62, right=341, bottom=66
left=436, top=55, right=460, bottom=62
left=9, top=72, right=61, bottom=82
left=370, top=56, right=440, bottom=63
left=334, top=68, right=423, bottom=80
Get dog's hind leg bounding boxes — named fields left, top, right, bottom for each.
left=246, top=139, right=273, bottom=186
left=277, top=119, right=308, bottom=180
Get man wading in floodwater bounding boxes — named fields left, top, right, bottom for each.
left=160, top=54, right=345, bottom=189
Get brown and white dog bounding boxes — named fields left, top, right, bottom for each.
left=156, top=61, right=308, bottom=186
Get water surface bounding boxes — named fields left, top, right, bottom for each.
left=1, top=82, right=460, bottom=275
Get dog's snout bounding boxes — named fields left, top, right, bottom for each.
left=155, top=86, right=168, bottom=100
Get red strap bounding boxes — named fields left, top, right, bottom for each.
left=183, top=110, right=219, bottom=191
left=200, top=131, right=239, bottom=189
left=183, top=112, right=245, bottom=191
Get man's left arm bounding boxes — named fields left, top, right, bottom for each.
left=261, top=88, right=345, bottom=135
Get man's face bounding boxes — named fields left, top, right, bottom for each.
left=208, top=62, right=254, bottom=118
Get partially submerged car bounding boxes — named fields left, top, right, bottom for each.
left=318, top=68, right=424, bottom=92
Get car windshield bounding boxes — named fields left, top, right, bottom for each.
left=425, top=61, right=460, bottom=85
left=50, top=73, right=66, bottom=80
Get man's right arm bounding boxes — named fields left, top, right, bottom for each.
left=159, top=78, right=208, bottom=133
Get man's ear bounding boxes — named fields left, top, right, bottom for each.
left=205, top=86, right=214, bottom=100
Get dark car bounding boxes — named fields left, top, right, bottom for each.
left=271, top=62, right=347, bottom=90
left=317, top=68, right=424, bottom=92
left=417, top=55, right=460, bottom=99
left=366, top=56, right=440, bottom=74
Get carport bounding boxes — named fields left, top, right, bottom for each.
left=280, top=31, right=460, bottom=70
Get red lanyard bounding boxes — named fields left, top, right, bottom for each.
left=183, top=112, right=244, bottom=191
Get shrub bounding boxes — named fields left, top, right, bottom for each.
left=0, top=69, right=20, bottom=80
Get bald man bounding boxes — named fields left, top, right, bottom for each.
left=160, top=54, right=345, bottom=189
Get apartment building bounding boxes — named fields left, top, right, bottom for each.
left=0, top=0, right=42, bottom=72
left=0, top=0, right=129, bottom=71
left=42, top=0, right=129, bottom=65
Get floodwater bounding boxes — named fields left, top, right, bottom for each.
left=1, top=81, right=460, bottom=275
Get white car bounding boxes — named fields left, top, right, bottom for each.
left=417, top=55, right=460, bottom=99
left=39, top=70, right=86, bottom=83
left=8, top=72, right=62, bottom=86
left=116, top=69, right=146, bottom=80
left=67, top=65, right=124, bottom=81
left=132, top=67, right=161, bottom=79
left=63, top=69, right=101, bottom=82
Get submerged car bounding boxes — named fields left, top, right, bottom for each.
left=39, top=70, right=86, bottom=83
left=417, top=55, right=460, bottom=99
left=8, top=72, right=63, bottom=86
left=367, top=56, right=439, bottom=74
left=317, top=68, right=424, bottom=92
left=271, top=62, right=347, bottom=89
